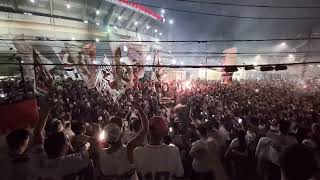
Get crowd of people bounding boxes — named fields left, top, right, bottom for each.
left=0, top=77, right=320, bottom=180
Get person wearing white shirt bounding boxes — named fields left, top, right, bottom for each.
left=133, top=116, right=184, bottom=180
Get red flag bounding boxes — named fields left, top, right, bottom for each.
left=33, top=49, right=53, bottom=94
left=0, top=99, right=39, bottom=134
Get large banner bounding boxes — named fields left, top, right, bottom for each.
left=0, top=99, right=39, bottom=134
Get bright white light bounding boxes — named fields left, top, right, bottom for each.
left=238, top=118, right=242, bottom=124
left=30, top=0, right=35, bottom=3
left=155, top=39, right=159, bottom=43
left=169, top=19, right=174, bottom=25
left=161, top=9, right=165, bottom=14
left=172, top=59, right=176, bottom=64
left=180, top=61, right=184, bottom=65
left=169, top=127, right=173, bottom=133
left=123, top=45, right=128, bottom=52
left=163, top=18, right=166, bottom=23
left=281, top=42, right=286, bottom=46
left=71, top=37, right=75, bottom=41
left=96, top=22, right=100, bottom=26
left=21, top=61, right=24, bottom=63
left=146, top=25, right=150, bottom=29
left=96, top=10, right=100, bottom=15
left=0, top=93, right=5, bottom=98
left=146, top=55, right=152, bottom=61
left=66, top=3, right=71, bottom=9
left=134, top=21, right=138, bottom=25
left=255, top=89, right=259, bottom=93
left=183, top=81, right=191, bottom=89
left=288, top=54, right=294, bottom=58
left=95, top=38, right=100, bottom=42
left=99, top=130, right=106, bottom=141
left=84, top=20, right=88, bottom=23
left=154, top=29, right=158, bottom=33
left=159, top=32, right=162, bottom=36
left=118, top=16, right=122, bottom=20
left=114, top=26, right=118, bottom=29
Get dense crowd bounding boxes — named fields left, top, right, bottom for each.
left=0, top=78, right=320, bottom=180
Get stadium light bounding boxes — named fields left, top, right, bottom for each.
left=146, top=25, right=150, bottom=29
left=154, top=29, right=158, bottom=33
left=84, top=20, right=88, bottom=23
left=134, top=21, right=138, bottom=26
left=96, top=22, right=100, bottom=26
left=161, top=9, right=165, bottom=14
left=96, top=10, right=100, bottom=15
left=169, top=19, right=174, bottom=25
left=66, top=3, right=71, bottom=9
left=159, top=32, right=162, bottom=36
left=30, top=0, right=35, bottom=3
left=95, top=38, right=100, bottom=42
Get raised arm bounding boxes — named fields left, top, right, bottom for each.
left=32, top=95, right=54, bottom=146
left=127, top=101, right=149, bottom=163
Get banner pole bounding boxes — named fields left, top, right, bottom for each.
left=17, top=56, right=27, bottom=96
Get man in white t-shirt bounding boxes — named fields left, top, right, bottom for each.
left=133, top=116, right=184, bottom=180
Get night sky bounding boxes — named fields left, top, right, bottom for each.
left=137, top=0, right=320, bottom=53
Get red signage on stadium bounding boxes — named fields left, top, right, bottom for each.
left=106, top=0, right=162, bottom=21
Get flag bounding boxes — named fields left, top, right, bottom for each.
left=0, top=98, right=39, bottom=134
left=33, top=49, right=53, bottom=94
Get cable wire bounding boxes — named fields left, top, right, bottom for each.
left=2, top=37, right=320, bottom=42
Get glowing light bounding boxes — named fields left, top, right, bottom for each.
left=146, top=55, right=152, bottom=61
left=155, top=39, right=159, bottom=43
left=288, top=54, right=294, bottom=58
left=30, top=0, right=35, bottom=3
left=118, top=16, right=122, bottom=20
left=303, top=85, right=307, bottom=89
left=159, top=32, right=162, bottom=36
left=280, top=42, right=286, bottom=46
left=96, top=10, right=100, bottom=15
left=154, top=29, right=158, bottom=33
left=161, top=9, right=165, bottom=14
left=238, top=118, right=242, bottom=124
left=66, top=3, right=71, bottom=9
left=255, top=89, right=259, bottom=93
left=180, top=62, right=184, bottom=65
left=123, top=45, right=128, bottom=52
left=169, top=127, right=173, bottom=133
left=114, top=26, right=118, bottom=29
left=99, top=130, right=106, bottom=141
left=95, top=38, right=100, bottom=42
left=172, top=59, right=176, bottom=64
left=183, top=81, right=192, bottom=89
left=146, top=25, right=150, bottom=29
left=134, top=21, right=138, bottom=25
left=169, top=19, right=174, bottom=25
left=71, top=37, right=75, bottom=41
left=84, top=20, right=88, bottom=23
left=96, top=22, right=100, bottom=26
left=0, top=93, right=5, bottom=98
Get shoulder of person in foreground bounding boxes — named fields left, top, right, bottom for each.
left=39, top=152, right=91, bottom=178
